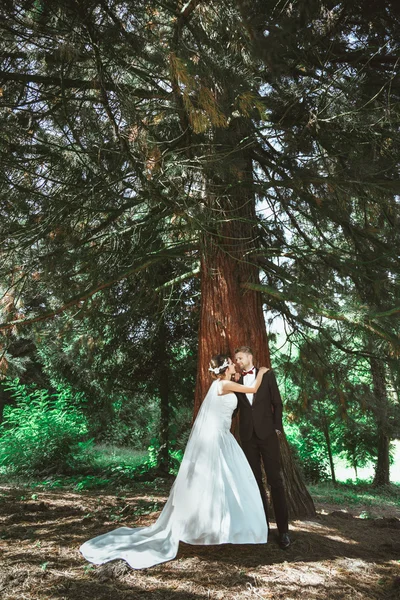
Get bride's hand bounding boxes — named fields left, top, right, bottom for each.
left=258, top=366, right=269, bottom=375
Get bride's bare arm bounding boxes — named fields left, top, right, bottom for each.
left=218, top=367, right=269, bottom=395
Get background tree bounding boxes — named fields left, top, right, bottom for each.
left=278, top=334, right=384, bottom=484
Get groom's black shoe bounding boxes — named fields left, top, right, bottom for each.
left=278, top=533, right=291, bottom=549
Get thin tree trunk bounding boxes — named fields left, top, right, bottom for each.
left=322, top=416, right=337, bottom=485
left=370, top=358, right=391, bottom=486
left=374, top=432, right=390, bottom=486
left=339, top=227, right=394, bottom=487
left=157, top=317, right=170, bottom=475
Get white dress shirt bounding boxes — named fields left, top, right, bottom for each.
left=243, top=366, right=256, bottom=404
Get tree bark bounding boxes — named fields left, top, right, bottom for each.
left=279, top=435, right=316, bottom=518
left=157, top=316, right=170, bottom=475
left=194, top=117, right=315, bottom=518
left=322, top=416, right=337, bottom=485
left=374, top=432, right=390, bottom=487
left=370, top=358, right=391, bottom=486
left=195, top=226, right=269, bottom=411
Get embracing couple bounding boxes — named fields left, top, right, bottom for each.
left=80, top=346, right=290, bottom=569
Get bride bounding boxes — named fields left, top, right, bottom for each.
left=80, top=355, right=269, bottom=569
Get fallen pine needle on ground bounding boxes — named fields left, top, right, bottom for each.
left=0, top=480, right=399, bottom=600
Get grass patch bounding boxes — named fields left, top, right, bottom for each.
left=88, top=443, right=147, bottom=470
left=0, top=473, right=117, bottom=491
left=308, top=480, right=400, bottom=510
left=0, top=444, right=168, bottom=492
left=0, top=444, right=150, bottom=491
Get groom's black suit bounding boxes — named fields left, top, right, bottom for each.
left=235, top=369, right=289, bottom=534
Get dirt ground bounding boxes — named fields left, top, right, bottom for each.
left=0, top=481, right=399, bottom=600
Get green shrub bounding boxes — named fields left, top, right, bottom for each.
left=0, top=379, right=93, bottom=475
left=102, top=394, right=159, bottom=450
left=285, top=422, right=330, bottom=483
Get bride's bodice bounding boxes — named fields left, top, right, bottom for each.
left=213, top=382, right=237, bottom=432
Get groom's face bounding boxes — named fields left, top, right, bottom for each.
left=235, top=352, right=253, bottom=371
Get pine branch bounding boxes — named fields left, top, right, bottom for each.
left=154, top=263, right=200, bottom=291
left=0, top=69, right=169, bottom=98
left=0, top=247, right=191, bottom=330
left=244, top=282, right=400, bottom=349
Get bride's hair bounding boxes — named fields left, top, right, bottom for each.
left=209, top=354, right=230, bottom=378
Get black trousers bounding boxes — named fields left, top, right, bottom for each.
left=241, top=431, right=289, bottom=534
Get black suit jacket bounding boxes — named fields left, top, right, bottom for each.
left=234, top=368, right=283, bottom=442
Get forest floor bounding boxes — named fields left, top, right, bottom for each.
left=0, top=480, right=399, bottom=600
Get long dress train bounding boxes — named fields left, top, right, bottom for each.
left=80, top=380, right=268, bottom=569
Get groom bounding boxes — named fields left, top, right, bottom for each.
left=234, top=346, right=290, bottom=549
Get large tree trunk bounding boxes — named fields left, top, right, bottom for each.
left=194, top=117, right=315, bottom=518
left=370, top=358, right=391, bottom=486
left=194, top=116, right=269, bottom=411
left=195, top=226, right=268, bottom=411
left=279, top=436, right=316, bottom=518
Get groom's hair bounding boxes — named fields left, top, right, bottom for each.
left=234, top=345, right=253, bottom=355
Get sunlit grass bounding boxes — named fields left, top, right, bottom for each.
left=308, top=480, right=400, bottom=510
left=0, top=444, right=149, bottom=490
left=88, top=443, right=147, bottom=469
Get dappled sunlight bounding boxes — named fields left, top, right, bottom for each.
left=317, top=533, right=359, bottom=545
left=290, top=520, right=360, bottom=546
left=1, top=485, right=399, bottom=599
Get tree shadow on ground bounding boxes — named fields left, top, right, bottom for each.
left=1, top=487, right=400, bottom=600
left=174, top=513, right=400, bottom=567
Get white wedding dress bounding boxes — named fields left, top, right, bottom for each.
left=80, top=380, right=268, bottom=569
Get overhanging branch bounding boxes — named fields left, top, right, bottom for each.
left=243, top=282, right=400, bottom=348
left=0, top=69, right=169, bottom=99
left=0, top=249, right=190, bottom=330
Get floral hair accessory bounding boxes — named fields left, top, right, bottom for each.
left=208, top=358, right=229, bottom=374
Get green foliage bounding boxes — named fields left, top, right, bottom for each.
left=0, top=379, right=93, bottom=475
left=285, top=422, right=330, bottom=483
left=275, top=332, right=396, bottom=482
left=0, top=0, right=399, bottom=492
left=108, top=437, right=183, bottom=480
left=89, top=444, right=147, bottom=470
left=102, top=395, right=160, bottom=450
left=338, top=415, right=377, bottom=475
left=308, top=481, right=400, bottom=512
left=27, top=277, right=197, bottom=453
